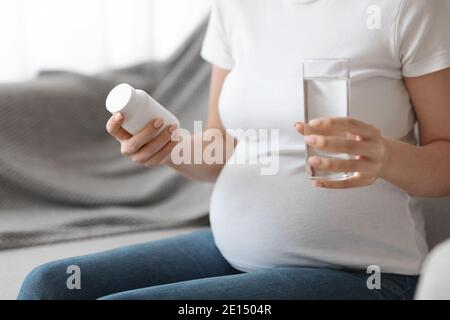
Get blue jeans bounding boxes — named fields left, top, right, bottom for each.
left=17, top=230, right=418, bottom=300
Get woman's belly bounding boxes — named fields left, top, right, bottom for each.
left=209, top=148, right=428, bottom=275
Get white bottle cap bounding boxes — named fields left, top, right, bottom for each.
left=106, top=83, right=136, bottom=113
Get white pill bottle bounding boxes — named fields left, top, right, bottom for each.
left=106, top=83, right=180, bottom=135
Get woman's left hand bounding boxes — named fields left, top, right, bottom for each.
left=295, top=117, right=390, bottom=189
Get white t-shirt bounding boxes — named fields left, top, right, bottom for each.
left=201, top=0, right=450, bottom=275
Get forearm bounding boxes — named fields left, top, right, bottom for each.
left=166, top=132, right=236, bottom=183
left=381, top=138, right=450, bottom=197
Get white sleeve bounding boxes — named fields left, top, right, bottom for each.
left=397, top=0, right=450, bottom=78
left=201, top=0, right=234, bottom=70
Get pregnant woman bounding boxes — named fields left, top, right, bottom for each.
left=19, top=0, right=450, bottom=300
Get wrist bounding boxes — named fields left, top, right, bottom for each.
left=378, top=137, right=394, bottom=181
left=164, top=154, right=176, bottom=168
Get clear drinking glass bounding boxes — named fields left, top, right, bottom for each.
left=303, top=58, right=353, bottom=181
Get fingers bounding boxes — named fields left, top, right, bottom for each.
left=144, top=139, right=179, bottom=167
left=294, top=118, right=385, bottom=190
left=308, top=118, right=380, bottom=141
left=121, top=118, right=166, bottom=156
left=308, top=156, right=379, bottom=174
left=107, top=113, right=180, bottom=168
left=313, top=173, right=377, bottom=189
left=295, top=121, right=347, bottom=138
left=106, top=113, right=132, bottom=141
left=304, top=135, right=380, bottom=158
left=131, top=125, right=178, bottom=164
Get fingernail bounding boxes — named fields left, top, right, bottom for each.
left=171, top=130, right=181, bottom=141
left=305, top=136, right=317, bottom=145
left=115, top=113, right=123, bottom=122
left=309, top=156, right=321, bottom=167
left=309, top=119, right=322, bottom=127
left=153, top=118, right=164, bottom=129
left=168, top=124, right=178, bottom=134
left=294, top=122, right=305, bottom=132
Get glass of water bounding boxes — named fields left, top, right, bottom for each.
left=303, top=58, right=353, bottom=181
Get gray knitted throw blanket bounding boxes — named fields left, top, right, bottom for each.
left=0, top=24, right=213, bottom=251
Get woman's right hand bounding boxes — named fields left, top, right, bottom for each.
left=106, top=113, right=179, bottom=167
